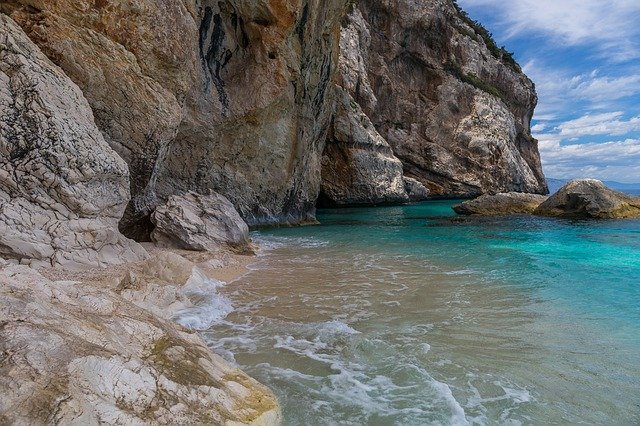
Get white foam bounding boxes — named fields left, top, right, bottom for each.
left=171, top=267, right=234, bottom=331
left=250, top=233, right=330, bottom=254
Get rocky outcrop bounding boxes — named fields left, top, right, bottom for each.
left=404, top=177, right=430, bottom=202
left=151, top=192, right=252, bottom=254
left=535, top=179, right=640, bottom=219
left=320, top=87, right=409, bottom=206
left=453, top=193, right=548, bottom=215
left=2, top=0, right=350, bottom=236
left=329, top=0, right=547, bottom=198
left=0, top=15, right=146, bottom=269
left=0, top=262, right=281, bottom=424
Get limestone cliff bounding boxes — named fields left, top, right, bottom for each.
left=323, top=0, right=548, bottom=200
left=2, top=0, right=350, bottom=237
left=0, top=14, right=146, bottom=268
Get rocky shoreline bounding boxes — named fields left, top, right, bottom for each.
left=1, top=245, right=282, bottom=425
left=1, top=0, right=551, bottom=422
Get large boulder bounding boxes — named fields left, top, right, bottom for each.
left=0, top=265, right=280, bottom=425
left=2, top=0, right=350, bottom=235
left=404, top=177, right=430, bottom=202
left=453, top=193, right=548, bottom=215
left=320, top=87, right=409, bottom=206
left=335, top=1, right=548, bottom=197
left=0, top=14, right=146, bottom=269
left=535, top=179, right=640, bottom=219
left=151, top=192, right=252, bottom=254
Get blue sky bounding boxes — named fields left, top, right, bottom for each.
left=458, top=0, right=640, bottom=183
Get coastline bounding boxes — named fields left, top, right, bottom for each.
left=1, top=244, right=281, bottom=425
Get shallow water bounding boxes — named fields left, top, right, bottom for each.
left=198, top=201, right=640, bottom=424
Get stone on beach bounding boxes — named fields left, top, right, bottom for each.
left=151, top=192, right=253, bottom=254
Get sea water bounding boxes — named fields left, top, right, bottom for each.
left=200, top=201, right=640, bottom=424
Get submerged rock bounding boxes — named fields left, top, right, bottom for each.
left=151, top=192, right=252, bottom=254
left=0, top=15, right=146, bottom=269
left=453, top=193, right=548, bottom=215
left=535, top=179, right=640, bottom=219
left=0, top=264, right=280, bottom=425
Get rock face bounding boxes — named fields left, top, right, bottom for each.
left=535, top=179, right=640, bottom=219
left=0, top=15, right=146, bottom=269
left=2, top=0, right=350, bottom=236
left=0, top=263, right=281, bottom=425
left=453, top=193, right=548, bottom=215
left=404, top=177, right=430, bottom=202
left=320, top=87, right=409, bottom=206
left=151, top=192, right=252, bottom=254
left=327, top=0, right=547, bottom=199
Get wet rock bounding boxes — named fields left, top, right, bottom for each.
left=0, top=14, right=146, bottom=269
left=453, top=193, right=548, bottom=215
left=535, top=179, right=640, bottom=219
left=151, top=192, right=252, bottom=254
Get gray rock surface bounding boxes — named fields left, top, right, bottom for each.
left=3, top=0, right=350, bottom=235
left=320, top=87, right=409, bottom=206
left=404, top=177, right=430, bottom=202
left=453, top=193, right=548, bottom=215
left=0, top=14, right=146, bottom=269
left=535, top=179, right=640, bottom=219
left=338, top=0, right=548, bottom=197
left=151, top=192, right=252, bottom=254
left=0, top=263, right=281, bottom=425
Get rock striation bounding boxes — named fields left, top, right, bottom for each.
left=0, top=261, right=281, bottom=425
left=0, top=14, right=146, bottom=269
left=404, top=177, right=431, bottom=202
left=323, top=0, right=548, bottom=201
left=320, top=87, right=410, bottom=206
left=535, top=179, right=640, bottom=219
left=453, top=193, right=548, bottom=215
left=151, top=191, right=253, bottom=254
left=2, top=0, right=350, bottom=235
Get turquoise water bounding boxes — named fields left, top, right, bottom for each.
left=203, top=201, right=640, bottom=424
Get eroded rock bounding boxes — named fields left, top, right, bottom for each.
left=404, top=177, right=430, bottom=202
left=535, top=179, right=640, bottom=219
left=337, top=0, right=548, bottom=197
left=151, top=192, right=252, bottom=254
left=0, top=14, right=146, bottom=269
left=320, top=87, right=409, bottom=206
left=453, top=193, right=548, bottom=215
left=0, top=264, right=280, bottom=425
left=2, top=0, right=350, bottom=233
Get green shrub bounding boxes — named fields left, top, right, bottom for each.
left=451, top=0, right=520, bottom=72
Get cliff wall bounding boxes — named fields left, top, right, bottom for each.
left=323, top=0, right=548, bottom=200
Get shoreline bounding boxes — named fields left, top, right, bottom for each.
left=2, top=243, right=282, bottom=425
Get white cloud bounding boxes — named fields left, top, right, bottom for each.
left=538, top=138, right=640, bottom=182
left=531, top=123, right=546, bottom=132
left=459, top=0, right=640, bottom=61
left=535, top=112, right=640, bottom=183
left=523, top=61, right=640, bottom=121
left=573, top=74, right=640, bottom=102
left=556, top=112, right=640, bottom=139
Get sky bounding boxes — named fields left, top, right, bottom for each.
left=458, top=0, right=640, bottom=183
